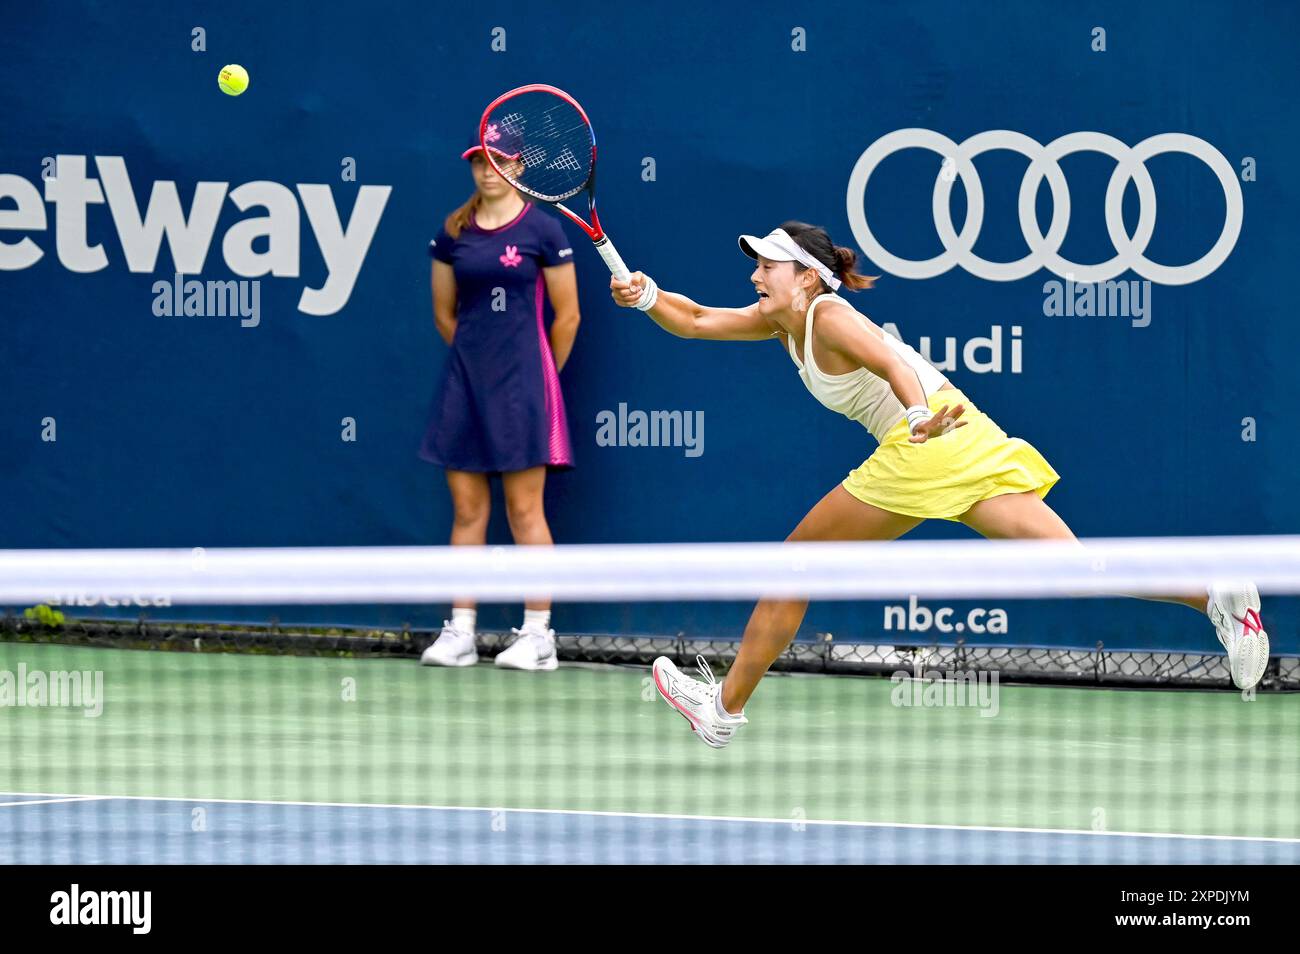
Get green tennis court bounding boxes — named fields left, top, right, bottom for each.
left=2, top=643, right=1296, bottom=863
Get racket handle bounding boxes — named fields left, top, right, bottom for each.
left=593, top=235, right=630, bottom=281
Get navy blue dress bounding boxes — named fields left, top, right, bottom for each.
left=421, top=203, right=575, bottom=473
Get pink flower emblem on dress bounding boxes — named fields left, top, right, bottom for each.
left=484, top=123, right=501, bottom=143
left=500, top=245, right=523, bottom=267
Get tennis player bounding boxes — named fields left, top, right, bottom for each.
left=419, top=128, right=581, bottom=672
left=611, top=222, right=1270, bottom=747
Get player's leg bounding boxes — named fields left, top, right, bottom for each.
left=496, top=466, right=559, bottom=671
left=422, top=470, right=490, bottom=667
left=652, top=484, right=921, bottom=747
left=722, top=486, right=922, bottom=711
left=501, top=465, right=553, bottom=553
left=448, top=468, right=492, bottom=545
left=958, top=491, right=1269, bottom=689
left=958, top=491, right=1203, bottom=610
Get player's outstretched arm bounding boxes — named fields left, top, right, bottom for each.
left=610, top=273, right=774, bottom=341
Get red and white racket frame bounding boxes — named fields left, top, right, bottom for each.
left=479, top=83, right=630, bottom=280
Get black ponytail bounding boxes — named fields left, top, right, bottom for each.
left=779, top=220, right=877, bottom=291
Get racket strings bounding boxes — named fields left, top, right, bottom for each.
left=486, top=93, right=594, bottom=202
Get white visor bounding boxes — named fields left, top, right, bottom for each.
left=738, top=228, right=842, bottom=291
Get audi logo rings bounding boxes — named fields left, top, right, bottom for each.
left=846, top=129, right=1243, bottom=285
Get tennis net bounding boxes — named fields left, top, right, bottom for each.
left=1, top=536, right=1297, bottom=863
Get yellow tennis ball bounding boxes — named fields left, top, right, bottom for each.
left=218, top=64, right=249, bottom=96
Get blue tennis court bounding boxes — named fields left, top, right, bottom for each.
left=3, top=793, right=1297, bottom=865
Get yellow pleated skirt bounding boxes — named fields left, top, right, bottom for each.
left=842, top=388, right=1060, bottom=521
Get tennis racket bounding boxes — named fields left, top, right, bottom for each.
left=478, top=84, right=629, bottom=280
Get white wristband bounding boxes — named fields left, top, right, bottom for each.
left=905, top=405, right=932, bottom=433
left=634, top=275, right=659, bottom=312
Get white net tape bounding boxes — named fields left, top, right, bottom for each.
left=2, top=536, right=1299, bottom=604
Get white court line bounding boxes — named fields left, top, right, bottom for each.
left=0, top=795, right=112, bottom=808
left=0, top=790, right=1296, bottom=846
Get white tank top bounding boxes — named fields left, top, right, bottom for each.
left=786, top=293, right=949, bottom=442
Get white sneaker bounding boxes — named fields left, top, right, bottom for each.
left=494, top=625, right=559, bottom=671
left=420, top=621, right=478, bottom=667
left=1207, top=583, right=1270, bottom=691
left=651, top=655, right=747, bottom=749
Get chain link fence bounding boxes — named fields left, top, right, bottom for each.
left=5, top=612, right=1295, bottom=690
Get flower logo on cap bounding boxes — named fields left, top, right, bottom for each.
left=484, top=123, right=501, bottom=143
left=500, top=245, right=522, bottom=268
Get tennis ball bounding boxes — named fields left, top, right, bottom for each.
left=218, top=64, right=249, bottom=96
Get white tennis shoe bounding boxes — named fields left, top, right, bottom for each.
left=495, top=625, right=559, bottom=671
left=420, top=621, right=479, bottom=667
left=652, top=655, right=747, bottom=749
left=1207, top=583, right=1269, bottom=691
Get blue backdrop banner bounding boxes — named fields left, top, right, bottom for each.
left=1, top=0, right=1295, bottom=652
